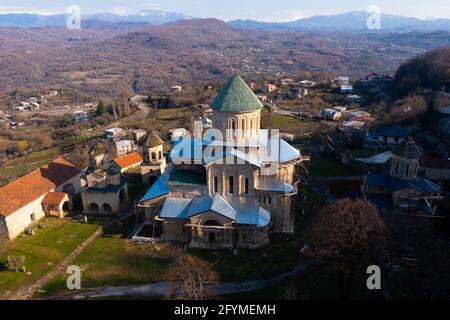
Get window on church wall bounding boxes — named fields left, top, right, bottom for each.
left=406, top=164, right=410, bottom=176
left=229, top=176, right=234, bottom=194
left=250, top=118, right=254, bottom=136
left=158, top=151, right=162, bottom=160
left=268, top=196, right=272, bottom=205
left=244, top=177, right=249, bottom=195
left=152, top=152, right=156, bottom=161
left=395, top=161, right=399, bottom=175
left=214, top=176, right=219, bottom=193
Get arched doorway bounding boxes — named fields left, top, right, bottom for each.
left=208, top=232, right=216, bottom=243
left=89, top=203, right=99, bottom=212
left=103, top=203, right=112, bottom=213
left=62, top=201, right=70, bottom=213
left=119, top=189, right=127, bottom=204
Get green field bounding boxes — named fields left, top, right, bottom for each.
left=0, top=218, right=98, bottom=299
left=0, top=147, right=61, bottom=186
left=38, top=212, right=310, bottom=298
left=37, top=218, right=174, bottom=298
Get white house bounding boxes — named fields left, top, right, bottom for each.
left=320, top=108, right=342, bottom=121
left=113, top=140, right=136, bottom=157
left=0, top=157, right=81, bottom=240
left=169, top=128, right=189, bottom=142
left=341, top=84, right=354, bottom=93
left=104, top=127, right=124, bottom=139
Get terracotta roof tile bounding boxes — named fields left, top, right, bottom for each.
left=0, top=157, right=80, bottom=217
left=112, top=152, right=143, bottom=169
left=41, top=192, right=68, bottom=205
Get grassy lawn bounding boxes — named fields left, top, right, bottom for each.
left=189, top=233, right=306, bottom=282
left=37, top=218, right=175, bottom=298
left=38, top=212, right=311, bottom=298
left=306, top=155, right=362, bottom=177
left=0, top=218, right=98, bottom=299
left=36, top=187, right=326, bottom=299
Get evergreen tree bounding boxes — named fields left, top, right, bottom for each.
left=96, top=100, right=106, bottom=115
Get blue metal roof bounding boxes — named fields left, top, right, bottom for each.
left=139, top=166, right=172, bottom=203
left=375, top=127, right=410, bottom=138
left=187, top=194, right=237, bottom=220
left=365, top=172, right=439, bottom=194
left=159, top=197, right=192, bottom=219
left=236, top=206, right=271, bottom=227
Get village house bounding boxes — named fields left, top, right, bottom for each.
left=0, top=157, right=81, bottom=239
left=132, top=129, right=147, bottom=143
left=299, top=80, right=316, bottom=88
left=104, top=127, right=124, bottom=140
left=111, top=152, right=144, bottom=173
left=335, top=76, right=350, bottom=85
left=298, top=88, right=308, bottom=99
left=341, top=84, right=354, bottom=93
left=137, top=74, right=303, bottom=249
left=364, top=127, right=410, bottom=149
left=320, top=108, right=342, bottom=121
left=112, top=140, right=136, bottom=157
left=193, top=117, right=213, bottom=138
left=169, top=128, right=189, bottom=142
left=265, top=84, right=277, bottom=93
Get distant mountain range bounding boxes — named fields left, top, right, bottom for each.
left=0, top=10, right=193, bottom=28
left=0, top=10, right=449, bottom=32
left=230, top=11, right=450, bottom=32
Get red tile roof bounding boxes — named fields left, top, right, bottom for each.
left=112, top=152, right=143, bottom=169
left=0, top=157, right=80, bottom=217
left=41, top=192, right=68, bottom=205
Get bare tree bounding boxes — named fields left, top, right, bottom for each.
left=167, top=254, right=219, bottom=300
left=311, top=198, right=388, bottom=299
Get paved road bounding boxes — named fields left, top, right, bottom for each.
left=44, top=260, right=318, bottom=300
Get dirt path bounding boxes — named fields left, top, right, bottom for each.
left=9, top=214, right=133, bottom=300
left=45, top=260, right=318, bottom=300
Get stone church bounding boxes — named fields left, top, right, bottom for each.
left=137, top=74, right=303, bottom=249
left=362, top=136, right=441, bottom=220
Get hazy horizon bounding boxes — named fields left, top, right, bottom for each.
left=0, top=0, right=449, bottom=22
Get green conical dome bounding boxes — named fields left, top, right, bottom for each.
left=146, top=132, right=164, bottom=148
left=211, top=74, right=263, bottom=113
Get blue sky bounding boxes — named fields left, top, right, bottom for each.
left=0, top=0, right=449, bottom=21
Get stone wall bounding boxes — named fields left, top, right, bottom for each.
left=81, top=185, right=127, bottom=214
left=2, top=194, right=47, bottom=239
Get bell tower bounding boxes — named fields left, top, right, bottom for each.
left=389, top=137, right=422, bottom=180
